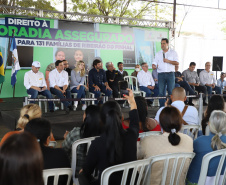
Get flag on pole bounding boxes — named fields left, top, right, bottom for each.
left=0, top=49, right=4, bottom=84
left=10, top=37, right=20, bottom=87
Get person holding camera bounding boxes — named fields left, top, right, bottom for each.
left=24, top=61, right=54, bottom=112
left=137, top=62, right=159, bottom=106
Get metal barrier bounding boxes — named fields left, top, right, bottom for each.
left=23, top=93, right=204, bottom=126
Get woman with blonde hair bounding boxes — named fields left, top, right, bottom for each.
left=187, top=110, right=226, bottom=184
left=0, top=104, right=42, bottom=145
left=70, top=60, right=88, bottom=111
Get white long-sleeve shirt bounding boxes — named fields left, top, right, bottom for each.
left=24, top=70, right=46, bottom=89
left=199, top=70, right=216, bottom=86
left=137, top=70, right=155, bottom=87
left=153, top=49, right=179, bottom=73
left=49, top=68, right=69, bottom=88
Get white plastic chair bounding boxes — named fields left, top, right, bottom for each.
left=27, top=94, right=47, bottom=113
left=139, top=131, right=162, bottom=139
left=145, top=152, right=195, bottom=185
left=43, top=168, right=72, bottom=185
left=71, top=136, right=98, bottom=185
left=48, top=141, right=57, bottom=148
left=101, top=158, right=151, bottom=185
left=180, top=125, right=200, bottom=140
left=198, top=148, right=226, bottom=185
left=124, top=76, right=146, bottom=97
left=101, top=152, right=195, bottom=185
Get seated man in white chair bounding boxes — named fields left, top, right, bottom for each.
left=24, top=61, right=54, bottom=112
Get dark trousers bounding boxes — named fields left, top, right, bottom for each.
left=89, top=84, right=112, bottom=104
left=109, top=83, right=119, bottom=98
left=190, top=85, right=207, bottom=103
left=50, top=87, right=71, bottom=108
left=27, top=88, right=54, bottom=111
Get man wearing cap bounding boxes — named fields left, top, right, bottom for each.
left=24, top=61, right=54, bottom=112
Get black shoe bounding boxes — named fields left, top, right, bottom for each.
left=50, top=110, right=54, bottom=113
left=65, top=107, right=70, bottom=114
left=147, top=101, right=153, bottom=107
left=203, top=102, right=208, bottom=106
left=68, top=105, right=73, bottom=111
left=188, top=102, right=194, bottom=106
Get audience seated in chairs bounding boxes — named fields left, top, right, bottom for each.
left=0, top=104, right=46, bottom=145
left=138, top=106, right=193, bottom=185
left=187, top=110, right=226, bottom=184
left=155, top=87, right=199, bottom=126
left=79, top=89, right=139, bottom=185
left=201, top=95, right=225, bottom=135
left=62, top=105, right=102, bottom=177
left=24, top=118, right=71, bottom=185
left=122, top=96, right=161, bottom=135
left=0, top=132, right=44, bottom=185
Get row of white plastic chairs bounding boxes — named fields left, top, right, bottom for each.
left=44, top=126, right=226, bottom=185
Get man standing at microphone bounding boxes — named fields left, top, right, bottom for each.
left=152, top=38, right=179, bottom=107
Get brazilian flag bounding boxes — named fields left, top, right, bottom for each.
left=0, top=49, right=5, bottom=84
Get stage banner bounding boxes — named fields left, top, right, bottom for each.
left=0, top=17, right=169, bottom=70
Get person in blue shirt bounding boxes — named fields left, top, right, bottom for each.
left=88, top=59, right=112, bottom=104
left=186, top=110, right=226, bottom=184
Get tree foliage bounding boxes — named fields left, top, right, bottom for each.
left=1, top=0, right=56, bottom=10
left=71, top=0, right=162, bottom=19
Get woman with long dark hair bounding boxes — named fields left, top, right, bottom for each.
left=0, top=132, right=44, bottom=185
left=139, top=106, right=193, bottom=185
left=62, top=105, right=102, bottom=176
left=122, top=96, right=161, bottom=133
left=201, top=95, right=225, bottom=135
left=80, top=89, right=139, bottom=185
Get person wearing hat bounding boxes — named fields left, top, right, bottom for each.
left=24, top=61, right=54, bottom=112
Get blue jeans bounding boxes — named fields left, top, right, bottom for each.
left=206, top=85, right=222, bottom=100
left=89, top=84, right=112, bottom=104
left=50, top=87, right=71, bottom=108
left=27, top=88, right=54, bottom=111
left=158, top=72, right=175, bottom=107
left=71, top=86, right=86, bottom=104
left=140, top=85, right=159, bottom=103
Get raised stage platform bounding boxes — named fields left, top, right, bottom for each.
left=0, top=97, right=161, bottom=140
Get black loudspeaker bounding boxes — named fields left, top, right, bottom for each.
left=197, top=69, right=204, bottom=77
left=212, top=56, right=223, bottom=71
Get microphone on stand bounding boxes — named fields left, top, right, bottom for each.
left=163, top=53, right=165, bottom=59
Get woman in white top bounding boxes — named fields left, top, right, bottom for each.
left=139, top=106, right=193, bottom=185
left=70, top=61, right=88, bottom=110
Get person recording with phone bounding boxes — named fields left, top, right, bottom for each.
left=137, top=62, right=159, bottom=106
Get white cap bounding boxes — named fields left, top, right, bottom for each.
left=32, top=61, right=41, bottom=68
